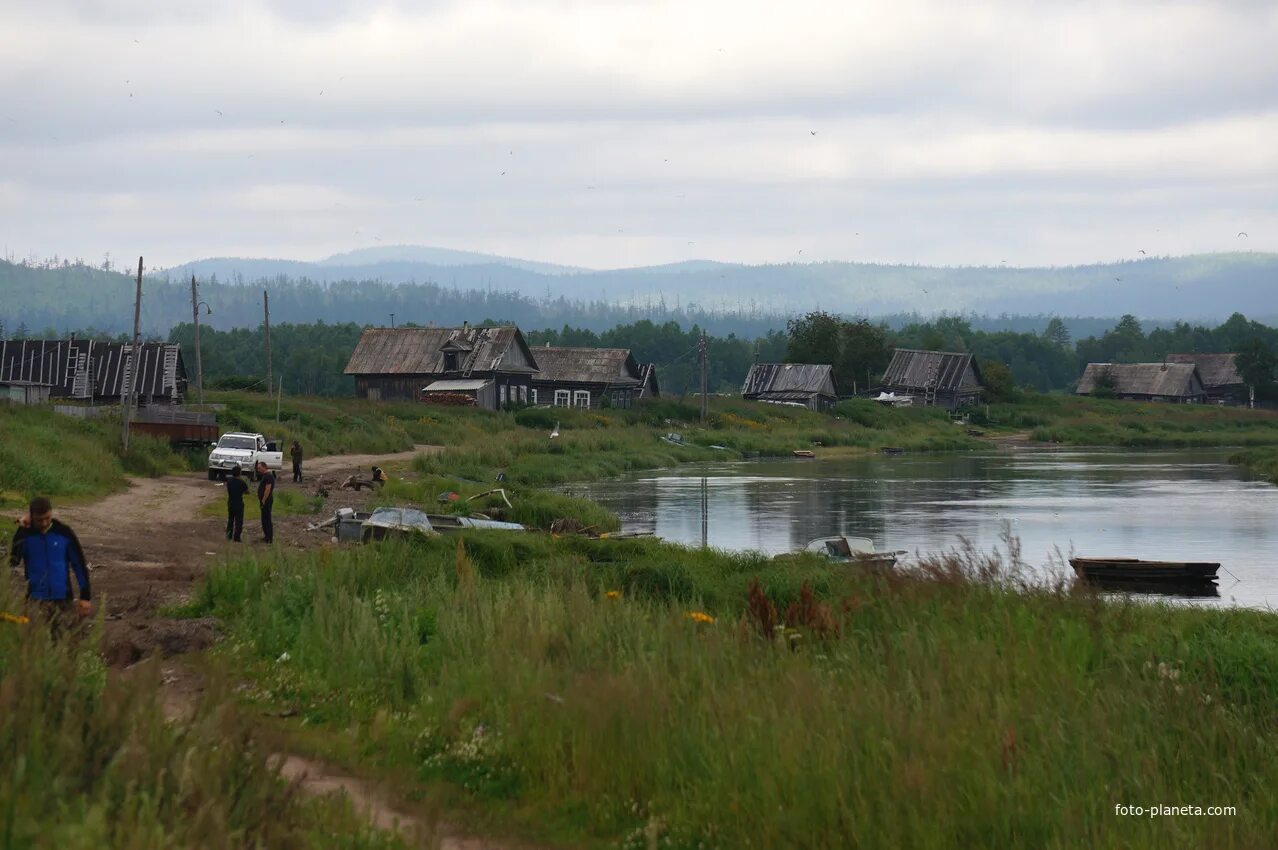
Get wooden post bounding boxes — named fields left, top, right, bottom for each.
left=263, top=289, right=272, bottom=399
left=276, top=376, right=282, bottom=423
left=121, top=257, right=143, bottom=453
left=698, top=332, right=708, bottom=422
left=191, top=275, right=204, bottom=405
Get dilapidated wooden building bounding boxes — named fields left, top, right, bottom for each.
left=741, top=363, right=838, bottom=411
left=1166, top=353, right=1247, bottom=404
left=1076, top=362, right=1207, bottom=403
left=344, top=325, right=539, bottom=408
left=879, top=349, right=984, bottom=410
left=0, top=338, right=187, bottom=405
left=530, top=346, right=652, bottom=409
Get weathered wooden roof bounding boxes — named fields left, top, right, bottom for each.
left=638, top=363, right=660, bottom=398
left=0, top=339, right=185, bottom=400
left=1165, top=353, right=1243, bottom=388
left=344, top=326, right=538, bottom=375
left=881, top=349, right=982, bottom=392
left=1076, top=362, right=1205, bottom=397
left=742, top=363, right=837, bottom=398
left=531, top=346, right=642, bottom=386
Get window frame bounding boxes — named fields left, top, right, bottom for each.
left=553, top=389, right=571, bottom=407
left=573, top=390, right=591, bottom=408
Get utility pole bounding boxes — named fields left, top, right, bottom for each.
left=263, top=289, right=272, bottom=399
left=389, top=312, right=395, bottom=328
left=121, top=256, right=143, bottom=453
left=191, top=275, right=204, bottom=405
left=276, top=376, right=282, bottom=423
left=698, top=332, right=708, bottom=422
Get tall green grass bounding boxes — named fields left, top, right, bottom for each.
left=0, top=579, right=405, bottom=848
left=193, top=535, right=1278, bottom=848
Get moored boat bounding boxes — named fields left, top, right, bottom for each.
left=792, top=449, right=816, bottom=458
left=805, top=536, right=906, bottom=568
left=1069, top=557, right=1219, bottom=583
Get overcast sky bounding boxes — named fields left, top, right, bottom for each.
left=2, top=0, right=1276, bottom=271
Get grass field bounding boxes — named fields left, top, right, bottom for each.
left=190, top=534, right=1278, bottom=848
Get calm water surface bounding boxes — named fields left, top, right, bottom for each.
left=566, top=448, right=1278, bottom=609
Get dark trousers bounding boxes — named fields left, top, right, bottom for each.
left=292, top=460, right=302, bottom=483
left=226, top=505, right=244, bottom=541
left=261, top=500, right=274, bottom=542
left=36, top=599, right=76, bottom=640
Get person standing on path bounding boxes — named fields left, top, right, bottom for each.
left=290, top=440, right=304, bottom=483
left=8, top=496, right=92, bottom=629
left=256, top=460, right=276, bottom=543
left=225, top=465, right=248, bottom=542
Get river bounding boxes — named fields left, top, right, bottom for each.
left=565, top=448, right=1278, bottom=609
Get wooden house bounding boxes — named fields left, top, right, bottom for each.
left=530, top=346, right=650, bottom=409
left=741, top=363, right=838, bottom=411
left=0, top=338, right=186, bottom=405
left=1075, top=362, right=1207, bottom=403
left=343, top=325, right=539, bottom=408
left=879, top=349, right=984, bottom=410
left=1165, top=353, right=1247, bottom=404
left=638, top=363, right=660, bottom=399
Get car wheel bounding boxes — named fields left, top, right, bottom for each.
left=208, top=469, right=218, bottom=481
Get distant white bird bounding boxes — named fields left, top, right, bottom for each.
left=550, top=421, right=560, bottom=439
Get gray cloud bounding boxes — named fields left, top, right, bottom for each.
left=1, top=0, right=1275, bottom=272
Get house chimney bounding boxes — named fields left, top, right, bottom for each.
left=463, top=320, right=470, bottom=332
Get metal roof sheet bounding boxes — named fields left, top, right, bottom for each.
left=423, top=379, right=492, bottom=391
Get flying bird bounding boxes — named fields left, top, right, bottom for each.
left=1138, top=249, right=1146, bottom=254
left=214, top=109, right=223, bottom=116
left=1115, top=277, right=1122, bottom=282
left=1238, top=232, right=1249, bottom=238
left=809, top=130, right=817, bottom=136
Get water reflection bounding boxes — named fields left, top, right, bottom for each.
left=569, top=448, right=1278, bottom=609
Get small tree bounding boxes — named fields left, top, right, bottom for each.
left=1043, top=317, right=1071, bottom=348
left=980, top=360, right=1017, bottom=402
left=1091, top=366, right=1119, bottom=399
left=1235, top=338, right=1277, bottom=401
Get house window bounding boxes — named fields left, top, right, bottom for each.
left=444, top=352, right=459, bottom=372
left=500, top=384, right=508, bottom=406
left=573, top=390, right=591, bottom=408
left=519, top=385, right=527, bottom=404
left=531, top=388, right=538, bottom=405
left=611, top=390, right=630, bottom=409
left=554, top=390, right=571, bottom=407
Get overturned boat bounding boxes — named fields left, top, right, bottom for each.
left=805, top=536, right=906, bottom=568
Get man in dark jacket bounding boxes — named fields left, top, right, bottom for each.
left=9, top=496, right=92, bottom=625
left=255, top=460, right=276, bottom=543
left=290, top=440, right=303, bottom=483
left=225, top=465, right=248, bottom=542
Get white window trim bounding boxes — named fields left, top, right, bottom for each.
left=531, top=388, right=538, bottom=405
left=554, top=389, right=571, bottom=407
left=573, top=390, right=591, bottom=408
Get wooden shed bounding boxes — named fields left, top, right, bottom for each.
left=879, top=349, right=984, bottom=410
left=1076, top=362, right=1207, bottom=403
left=741, top=363, right=838, bottom=411
left=530, top=346, right=647, bottom=409
left=344, top=325, right=539, bottom=408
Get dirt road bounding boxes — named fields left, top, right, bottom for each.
left=54, top=445, right=436, bottom=666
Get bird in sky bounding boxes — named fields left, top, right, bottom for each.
left=500, top=171, right=506, bottom=176
left=1115, top=277, right=1122, bottom=282
left=810, top=130, right=817, bottom=136
left=1238, top=232, right=1249, bottom=238
left=214, top=109, right=222, bottom=116
left=1138, top=249, right=1146, bottom=254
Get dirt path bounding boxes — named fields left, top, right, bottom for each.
left=53, top=442, right=547, bottom=847
left=54, top=444, right=438, bottom=666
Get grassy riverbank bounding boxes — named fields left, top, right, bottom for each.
left=191, top=535, right=1278, bottom=848
left=0, top=581, right=404, bottom=847
left=978, top=394, right=1278, bottom=448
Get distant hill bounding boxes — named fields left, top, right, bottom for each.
left=161, top=248, right=1278, bottom=322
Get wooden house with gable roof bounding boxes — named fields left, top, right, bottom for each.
left=1165, top=353, right=1247, bottom=404
left=741, top=363, right=838, bottom=411
left=530, top=345, right=651, bottom=409
left=879, top=348, right=984, bottom=410
left=344, top=324, right=539, bottom=408
left=1076, top=362, right=1207, bottom=403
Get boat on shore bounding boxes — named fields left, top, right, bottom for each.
left=792, top=449, right=816, bottom=458
left=805, top=536, right=906, bottom=568
left=1069, top=557, right=1220, bottom=584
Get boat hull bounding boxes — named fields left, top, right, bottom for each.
left=1069, top=558, right=1219, bottom=583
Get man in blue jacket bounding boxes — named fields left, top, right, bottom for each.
left=9, top=496, right=92, bottom=625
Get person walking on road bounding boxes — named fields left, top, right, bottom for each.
left=290, top=440, right=304, bottom=483
left=256, top=460, right=276, bottom=543
left=225, top=465, right=248, bottom=542
left=8, top=496, right=92, bottom=630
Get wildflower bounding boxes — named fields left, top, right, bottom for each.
left=605, top=590, right=622, bottom=600
left=685, top=611, right=715, bottom=624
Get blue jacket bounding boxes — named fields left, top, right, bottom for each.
left=8, top=519, right=91, bottom=601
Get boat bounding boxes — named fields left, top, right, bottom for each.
left=793, top=449, right=816, bottom=458
left=1069, top=557, right=1220, bottom=584
left=424, top=514, right=525, bottom=533
left=805, top=536, right=906, bottom=568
